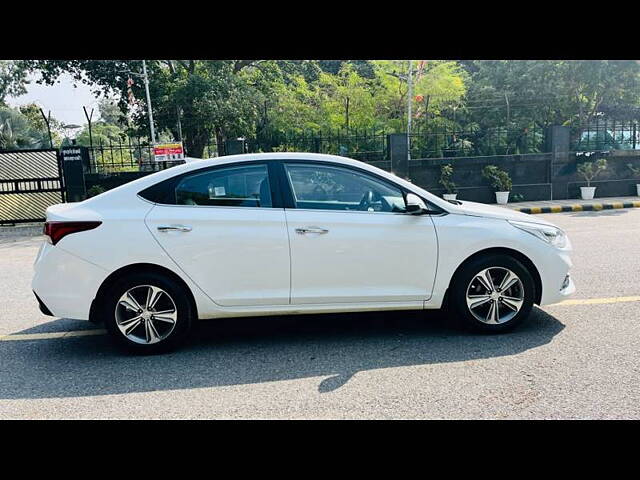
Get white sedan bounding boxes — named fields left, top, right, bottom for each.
left=32, top=153, right=575, bottom=353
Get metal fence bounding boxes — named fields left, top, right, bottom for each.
left=46, top=120, right=640, bottom=176
left=409, top=125, right=546, bottom=159
left=86, top=137, right=184, bottom=174
left=244, top=129, right=389, bottom=163
left=571, top=119, right=640, bottom=152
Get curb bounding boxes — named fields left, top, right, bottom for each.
left=512, top=200, right=640, bottom=215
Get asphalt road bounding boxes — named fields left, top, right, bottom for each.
left=0, top=209, right=639, bottom=419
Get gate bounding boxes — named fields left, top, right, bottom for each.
left=0, top=149, right=66, bottom=225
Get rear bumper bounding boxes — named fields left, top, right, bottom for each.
left=33, top=291, right=54, bottom=316
left=31, top=242, right=108, bottom=320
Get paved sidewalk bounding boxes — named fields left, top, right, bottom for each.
left=503, top=196, right=640, bottom=214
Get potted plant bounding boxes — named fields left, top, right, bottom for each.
left=627, top=163, right=640, bottom=196
left=482, top=165, right=512, bottom=205
left=576, top=159, right=607, bottom=200
left=439, top=164, right=458, bottom=201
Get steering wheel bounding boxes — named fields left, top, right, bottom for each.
left=358, top=190, right=375, bottom=210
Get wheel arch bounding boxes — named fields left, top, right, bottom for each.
left=447, top=247, right=543, bottom=305
left=89, top=263, right=198, bottom=322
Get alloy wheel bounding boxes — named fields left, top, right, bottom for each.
left=114, top=285, right=178, bottom=344
left=465, top=267, right=525, bottom=324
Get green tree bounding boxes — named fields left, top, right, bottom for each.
left=0, top=106, right=52, bottom=149
left=23, top=60, right=320, bottom=157
left=459, top=60, right=640, bottom=142
left=316, top=64, right=376, bottom=130
left=18, top=103, right=62, bottom=146
left=0, top=61, right=28, bottom=105
left=370, top=60, right=467, bottom=133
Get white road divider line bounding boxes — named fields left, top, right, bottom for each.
left=1, top=295, right=640, bottom=342
left=549, top=295, right=640, bottom=306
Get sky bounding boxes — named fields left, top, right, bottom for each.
left=6, top=72, right=105, bottom=126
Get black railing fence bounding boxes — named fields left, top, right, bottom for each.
left=28, top=120, right=640, bottom=175
left=86, top=137, right=184, bottom=174
left=409, top=124, right=546, bottom=159
left=244, top=129, right=389, bottom=164
left=571, top=119, right=640, bottom=152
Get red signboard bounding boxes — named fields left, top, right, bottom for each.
left=153, top=142, right=184, bottom=161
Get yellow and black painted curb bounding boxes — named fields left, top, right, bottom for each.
left=513, top=200, right=640, bottom=215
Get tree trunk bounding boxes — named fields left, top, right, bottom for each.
left=215, top=126, right=225, bottom=156
left=184, top=129, right=208, bottom=158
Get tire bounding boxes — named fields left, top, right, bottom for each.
left=101, top=271, right=194, bottom=354
left=449, top=254, right=535, bottom=333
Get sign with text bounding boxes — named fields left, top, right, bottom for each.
left=153, top=142, right=184, bottom=162
left=60, top=146, right=89, bottom=201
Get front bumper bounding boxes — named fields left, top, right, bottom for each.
left=537, top=247, right=575, bottom=305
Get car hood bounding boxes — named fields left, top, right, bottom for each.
left=444, top=200, right=557, bottom=227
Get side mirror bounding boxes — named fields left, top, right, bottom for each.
left=405, top=193, right=428, bottom=215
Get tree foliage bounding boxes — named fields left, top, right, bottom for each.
left=0, top=105, right=56, bottom=149
left=0, top=61, right=28, bottom=105
left=15, top=60, right=640, bottom=159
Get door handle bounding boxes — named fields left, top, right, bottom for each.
left=157, top=224, right=192, bottom=232
left=295, top=226, right=329, bottom=235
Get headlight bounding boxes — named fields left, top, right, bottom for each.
left=508, top=220, right=568, bottom=248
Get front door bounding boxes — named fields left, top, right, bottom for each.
left=282, top=162, right=438, bottom=305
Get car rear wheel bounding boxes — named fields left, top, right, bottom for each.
left=102, top=272, right=193, bottom=354
left=450, top=254, right=535, bottom=333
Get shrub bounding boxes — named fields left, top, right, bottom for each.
left=439, top=164, right=457, bottom=194
left=86, top=185, right=106, bottom=198
left=577, top=159, right=607, bottom=187
left=482, top=165, right=512, bottom=192
left=627, top=163, right=640, bottom=177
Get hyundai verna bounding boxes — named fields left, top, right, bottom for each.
left=32, top=153, right=575, bottom=353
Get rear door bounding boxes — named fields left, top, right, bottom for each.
left=145, top=162, right=290, bottom=307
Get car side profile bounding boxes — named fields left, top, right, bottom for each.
left=32, top=152, right=575, bottom=353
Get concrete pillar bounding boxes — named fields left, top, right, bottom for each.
left=60, top=146, right=89, bottom=202
left=546, top=125, right=571, bottom=200
left=387, top=134, right=409, bottom=179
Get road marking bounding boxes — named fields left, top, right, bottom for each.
left=0, top=329, right=106, bottom=342
left=549, top=295, right=640, bottom=307
left=1, top=296, right=640, bottom=342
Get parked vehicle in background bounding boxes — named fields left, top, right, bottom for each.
left=575, top=128, right=640, bottom=151
left=32, top=153, right=575, bottom=354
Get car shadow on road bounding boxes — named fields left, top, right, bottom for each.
left=0, top=307, right=564, bottom=399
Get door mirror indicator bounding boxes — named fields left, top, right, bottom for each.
left=405, top=193, right=428, bottom=215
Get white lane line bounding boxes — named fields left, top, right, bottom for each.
left=548, top=295, right=640, bottom=307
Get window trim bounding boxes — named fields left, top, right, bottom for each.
left=138, top=160, right=284, bottom=209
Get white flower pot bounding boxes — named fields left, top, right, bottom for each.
left=636, top=184, right=640, bottom=197
left=443, top=193, right=457, bottom=201
left=580, top=186, right=596, bottom=200
left=495, top=191, right=510, bottom=205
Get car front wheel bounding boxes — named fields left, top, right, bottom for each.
left=102, top=272, right=193, bottom=354
left=450, top=254, right=535, bottom=333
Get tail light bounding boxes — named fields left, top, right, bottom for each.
left=43, top=221, right=102, bottom=245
